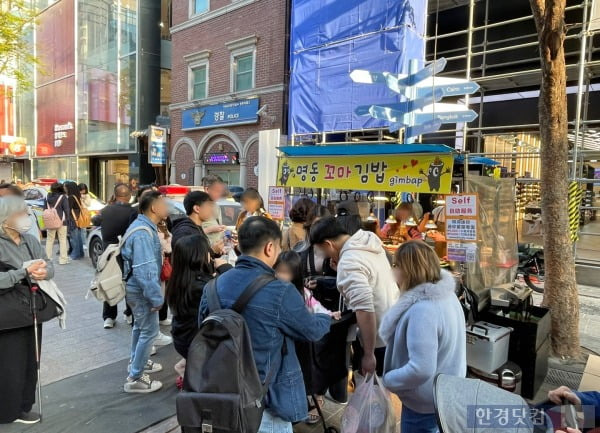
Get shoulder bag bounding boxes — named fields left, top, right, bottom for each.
left=0, top=244, right=62, bottom=330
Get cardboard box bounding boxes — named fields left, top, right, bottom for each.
left=579, top=354, right=600, bottom=392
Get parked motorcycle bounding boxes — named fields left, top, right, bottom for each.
left=517, top=243, right=545, bottom=293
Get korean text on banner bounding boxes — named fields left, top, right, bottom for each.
left=149, top=126, right=167, bottom=165
left=277, top=153, right=454, bottom=194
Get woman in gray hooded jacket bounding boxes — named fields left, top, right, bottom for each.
left=379, top=240, right=466, bottom=433
left=0, top=197, right=54, bottom=425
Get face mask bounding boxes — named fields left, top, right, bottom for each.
left=8, top=215, right=33, bottom=234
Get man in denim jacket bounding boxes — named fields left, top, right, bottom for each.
left=121, top=191, right=170, bottom=394
left=200, top=217, right=331, bottom=432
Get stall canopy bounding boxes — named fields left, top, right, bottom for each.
left=277, top=143, right=455, bottom=156
left=454, top=155, right=500, bottom=166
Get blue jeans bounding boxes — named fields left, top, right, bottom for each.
left=69, top=227, right=85, bottom=260
left=401, top=405, right=439, bottom=433
left=257, top=410, right=293, bottom=433
left=126, top=291, right=159, bottom=380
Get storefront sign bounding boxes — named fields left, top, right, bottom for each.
left=54, top=122, right=73, bottom=148
left=203, top=152, right=239, bottom=165
left=445, top=194, right=478, bottom=217
left=181, top=98, right=259, bottom=130
left=8, top=138, right=27, bottom=156
left=149, top=125, right=167, bottom=165
left=277, top=153, right=454, bottom=193
left=447, top=242, right=477, bottom=263
left=36, top=76, right=76, bottom=156
left=267, top=186, right=286, bottom=220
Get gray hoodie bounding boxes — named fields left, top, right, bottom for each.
left=336, top=230, right=399, bottom=348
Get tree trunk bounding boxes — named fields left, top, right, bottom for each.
left=529, top=0, right=580, bottom=358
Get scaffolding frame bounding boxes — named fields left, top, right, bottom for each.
left=288, top=1, right=600, bottom=266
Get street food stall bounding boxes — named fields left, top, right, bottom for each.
left=273, top=144, right=550, bottom=399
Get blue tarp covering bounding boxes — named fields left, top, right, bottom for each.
left=289, top=0, right=427, bottom=135
left=278, top=143, right=455, bottom=156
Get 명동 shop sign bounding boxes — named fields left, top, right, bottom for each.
left=181, top=98, right=259, bottom=130
left=277, top=153, right=454, bottom=194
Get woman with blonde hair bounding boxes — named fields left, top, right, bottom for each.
left=379, top=240, right=466, bottom=433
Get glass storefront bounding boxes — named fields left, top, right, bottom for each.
left=33, top=157, right=78, bottom=181
left=77, top=0, right=137, bottom=155
left=206, top=167, right=241, bottom=187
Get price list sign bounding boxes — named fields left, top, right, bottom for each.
left=445, top=194, right=479, bottom=262
left=267, top=186, right=286, bottom=220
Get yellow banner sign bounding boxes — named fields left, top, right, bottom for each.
left=277, top=153, right=454, bottom=193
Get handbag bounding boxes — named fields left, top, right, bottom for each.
left=0, top=261, right=62, bottom=331
left=72, top=196, right=91, bottom=228
left=160, top=256, right=172, bottom=281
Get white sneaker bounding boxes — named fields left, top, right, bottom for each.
left=150, top=345, right=157, bottom=356
left=123, top=313, right=133, bottom=325
left=124, top=374, right=162, bottom=394
left=159, top=318, right=172, bottom=326
left=104, top=318, right=115, bottom=329
left=154, top=332, right=172, bottom=346
left=128, top=360, right=163, bottom=374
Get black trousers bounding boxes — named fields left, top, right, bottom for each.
left=0, top=325, right=41, bottom=423
left=102, top=302, right=132, bottom=321
left=159, top=302, right=168, bottom=322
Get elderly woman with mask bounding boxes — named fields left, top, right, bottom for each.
left=0, top=196, right=54, bottom=425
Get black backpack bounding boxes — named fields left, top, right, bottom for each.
left=176, top=274, right=278, bottom=433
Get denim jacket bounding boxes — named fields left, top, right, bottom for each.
left=121, top=215, right=163, bottom=308
left=199, top=255, right=331, bottom=422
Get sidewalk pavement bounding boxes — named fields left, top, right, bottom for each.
left=42, top=258, right=600, bottom=432
left=40, top=257, right=137, bottom=385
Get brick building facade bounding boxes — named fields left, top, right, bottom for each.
left=169, top=0, right=286, bottom=188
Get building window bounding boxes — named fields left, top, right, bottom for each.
left=191, top=65, right=207, bottom=100
left=226, top=35, right=258, bottom=93
left=233, top=52, right=254, bottom=92
left=192, top=0, right=208, bottom=16
left=184, top=49, right=211, bottom=101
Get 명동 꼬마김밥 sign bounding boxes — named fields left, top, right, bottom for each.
left=277, top=153, right=454, bottom=193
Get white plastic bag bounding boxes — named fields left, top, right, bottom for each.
left=341, top=374, right=397, bottom=433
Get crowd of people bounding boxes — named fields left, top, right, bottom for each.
left=0, top=178, right=597, bottom=433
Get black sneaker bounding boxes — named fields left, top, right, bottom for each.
left=13, top=412, right=41, bottom=424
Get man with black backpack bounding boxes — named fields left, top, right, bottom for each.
left=188, top=217, right=330, bottom=433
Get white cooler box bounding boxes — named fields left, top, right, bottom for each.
left=466, top=321, right=513, bottom=374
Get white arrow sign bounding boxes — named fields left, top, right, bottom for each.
left=413, top=103, right=478, bottom=124
left=415, top=77, right=480, bottom=99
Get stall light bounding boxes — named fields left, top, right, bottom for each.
left=385, top=214, right=397, bottom=224
left=434, top=199, right=445, bottom=205
left=425, top=220, right=438, bottom=230
left=373, top=194, right=389, bottom=202
left=405, top=217, right=418, bottom=227
left=367, top=213, right=378, bottom=222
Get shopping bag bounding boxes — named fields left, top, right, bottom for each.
left=341, top=374, right=397, bottom=433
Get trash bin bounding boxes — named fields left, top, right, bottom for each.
left=468, top=361, right=523, bottom=395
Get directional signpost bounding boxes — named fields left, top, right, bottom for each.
left=350, top=57, right=480, bottom=143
